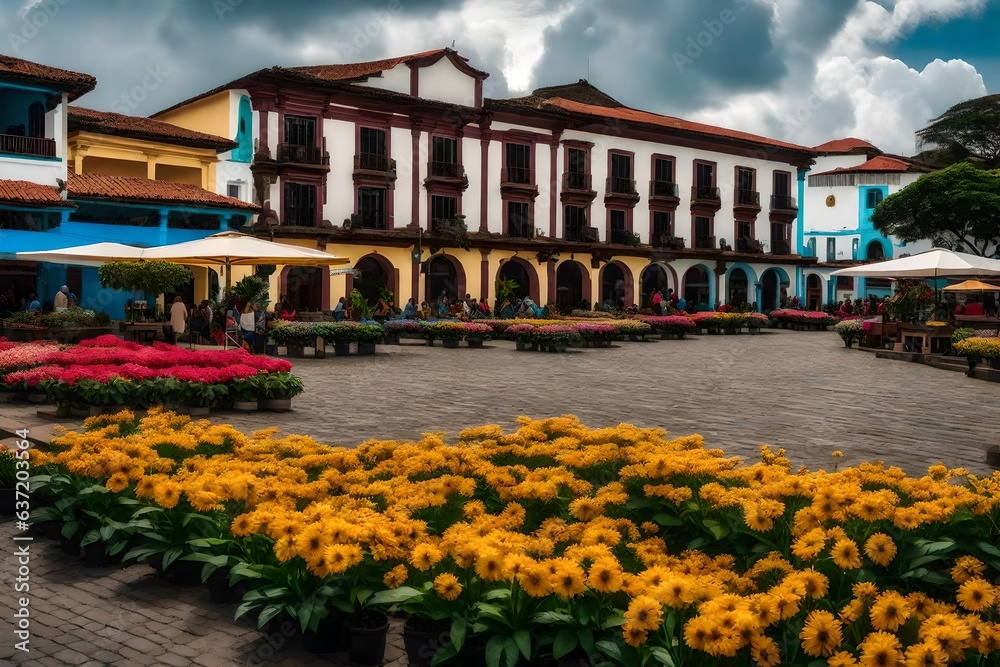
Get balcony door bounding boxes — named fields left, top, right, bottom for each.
left=505, top=143, right=531, bottom=184
left=284, top=116, right=316, bottom=148
left=283, top=183, right=316, bottom=227
left=360, top=127, right=388, bottom=170
left=696, top=162, right=714, bottom=188
left=431, top=137, right=458, bottom=176
left=358, top=187, right=387, bottom=229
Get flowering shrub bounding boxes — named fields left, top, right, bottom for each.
left=463, top=323, right=492, bottom=341
left=383, top=320, right=422, bottom=334
left=770, top=310, right=837, bottom=327
left=0, top=337, right=296, bottom=408
left=953, top=336, right=1000, bottom=359
left=31, top=412, right=1000, bottom=666
left=714, top=312, right=750, bottom=328
left=641, top=316, right=696, bottom=336
left=611, top=320, right=654, bottom=337
left=748, top=313, right=770, bottom=328
left=576, top=324, right=618, bottom=342
left=269, top=321, right=320, bottom=344
left=424, top=321, right=471, bottom=340
left=834, top=319, right=865, bottom=347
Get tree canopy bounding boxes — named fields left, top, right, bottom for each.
left=98, top=261, right=193, bottom=297
left=870, top=162, right=1000, bottom=257
left=917, top=94, right=1000, bottom=168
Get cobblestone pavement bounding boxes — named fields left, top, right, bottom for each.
left=1, top=331, right=998, bottom=666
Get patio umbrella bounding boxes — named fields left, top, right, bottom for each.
left=829, top=249, right=1000, bottom=278
left=941, top=279, right=1000, bottom=292
left=15, top=241, right=146, bottom=266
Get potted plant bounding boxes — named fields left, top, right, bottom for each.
left=355, top=323, right=385, bottom=355
left=0, top=445, right=16, bottom=517
left=317, top=323, right=357, bottom=356
left=229, top=377, right=260, bottom=412
left=747, top=312, right=769, bottom=334
left=834, top=319, right=864, bottom=349
left=182, top=530, right=273, bottom=604
left=255, top=372, right=304, bottom=411
left=427, top=322, right=467, bottom=348
left=576, top=324, right=617, bottom=348
left=124, top=505, right=220, bottom=585
left=181, top=382, right=227, bottom=416
left=464, top=323, right=492, bottom=348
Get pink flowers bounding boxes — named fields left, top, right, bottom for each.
left=1, top=336, right=292, bottom=389
left=641, top=316, right=696, bottom=330
left=769, top=309, right=830, bottom=320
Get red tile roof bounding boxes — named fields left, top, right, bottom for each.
left=67, top=174, right=259, bottom=211
left=543, top=97, right=813, bottom=153
left=0, top=54, right=96, bottom=101
left=811, top=156, right=922, bottom=176
left=812, top=137, right=880, bottom=154
left=0, top=179, right=68, bottom=208
left=68, top=107, right=237, bottom=151
left=291, top=48, right=489, bottom=82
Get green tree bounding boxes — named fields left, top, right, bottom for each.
left=917, top=93, right=1000, bottom=168
left=870, top=162, right=1000, bottom=257
left=97, top=261, right=193, bottom=297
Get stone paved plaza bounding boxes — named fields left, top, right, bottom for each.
left=1, top=330, right=999, bottom=666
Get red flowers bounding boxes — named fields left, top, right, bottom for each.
left=1, top=336, right=292, bottom=389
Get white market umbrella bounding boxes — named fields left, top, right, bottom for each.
left=15, top=241, right=146, bottom=266
left=140, top=231, right=348, bottom=267
left=830, top=249, right=1000, bottom=278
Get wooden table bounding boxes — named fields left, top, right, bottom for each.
left=896, top=323, right=954, bottom=354
left=123, top=322, right=164, bottom=344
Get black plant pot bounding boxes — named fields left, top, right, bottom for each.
left=334, top=341, right=351, bottom=356
left=0, top=488, right=15, bottom=516
left=345, top=613, right=389, bottom=667
left=83, top=541, right=115, bottom=568
left=441, top=339, right=460, bottom=349
left=403, top=619, right=450, bottom=667
left=60, top=534, right=82, bottom=558
left=458, top=633, right=488, bottom=667
left=302, top=614, right=346, bottom=654
left=172, top=559, right=204, bottom=586
left=207, top=568, right=249, bottom=603
left=357, top=341, right=376, bottom=355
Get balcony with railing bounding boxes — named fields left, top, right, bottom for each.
left=694, top=234, right=716, bottom=250
left=734, top=188, right=761, bottom=210
left=651, top=233, right=685, bottom=250
left=736, top=237, right=764, bottom=254
left=500, top=167, right=537, bottom=195
left=507, top=219, right=534, bottom=239
left=691, top=185, right=722, bottom=208
left=354, top=153, right=397, bottom=173
left=425, top=160, right=468, bottom=191
left=605, top=176, right=640, bottom=203
left=562, top=172, right=593, bottom=192
left=0, top=134, right=57, bottom=159
left=770, top=194, right=798, bottom=212
left=649, top=180, right=679, bottom=202
left=609, top=228, right=640, bottom=246
left=565, top=220, right=599, bottom=243
left=277, top=142, right=329, bottom=166
left=770, top=238, right=791, bottom=255
left=348, top=212, right=387, bottom=230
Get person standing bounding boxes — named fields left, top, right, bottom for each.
left=239, top=302, right=257, bottom=351
left=53, top=285, right=69, bottom=312
left=25, top=293, right=40, bottom=311
left=652, top=289, right=662, bottom=315
left=169, top=296, right=188, bottom=344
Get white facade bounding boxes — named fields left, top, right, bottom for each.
left=0, top=92, right=69, bottom=186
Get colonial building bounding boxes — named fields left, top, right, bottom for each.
left=800, top=138, right=934, bottom=308
left=153, top=48, right=821, bottom=313
left=0, top=54, right=257, bottom=317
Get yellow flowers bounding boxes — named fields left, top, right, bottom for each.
left=34, top=410, right=1000, bottom=664
left=800, top=610, right=843, bottom=657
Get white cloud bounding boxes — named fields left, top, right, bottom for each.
left=685, top=0, right=989, bottom=154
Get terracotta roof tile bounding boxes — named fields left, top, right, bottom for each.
left=68, top=107, right=237, bottom=151
left=812, top=137, right=880, bottom=154
left=67, top=174, right=259, bottom=212
left=811, top=156, right=921, bottom=176
left=0, top=54, right=96, bottom=101
left=291, top=48, right=489, bottom=82
left=0, top=179, right=68, bottom=207
left=542, top=97, right=813, bottom=153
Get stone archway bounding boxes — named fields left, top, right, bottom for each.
left=640, top=264, right=669, bottom=310
left=555, top=260, right=591, bottom=311
left=728, top=268, right=748, bottom=306
left=598, top=261, right=634, bottom=309
left=425, top=254, right=465, bottom=304
left=683, top=266, right=711, bottom=307
left=807, top=273, right=823, bottom=311
left=496, top=257, right=539, bottom=303
left=353, top=254, right=395, bottom=308
left=759, top=267, right=790, bottom=312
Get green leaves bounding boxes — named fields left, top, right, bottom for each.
left=98, top=261, right=193, bottom=297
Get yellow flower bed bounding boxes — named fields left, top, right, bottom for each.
left=32, top=411, right=1000, bottom=666
left=954, top=336, right=1000, bottom=359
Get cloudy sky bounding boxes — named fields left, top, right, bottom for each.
left=2, top=0, right=995, bottom=154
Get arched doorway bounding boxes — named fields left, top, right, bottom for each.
left=496, top=258, right=539, bottom=303
left=728, top=268, right=748, bottom=306
left=683, top=266, right=710, bottom=307
left=759, top=268, right=789, bottom=312
left=285, top=267, right=324, bottom=312
left=600, top=263, right=626, bottom=308
left=807, top=274, right=823, bottom=311
left=640, top=264, right=669, bottom=310
left=866, top=241, right=885, bottom=261
left=354, top=255, right=393, bottom=307
left=556, top=261, right=585, bottom=311
left=425, top=255, right=460, bottom=303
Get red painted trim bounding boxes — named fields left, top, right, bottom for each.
left=549, top=135, right=559, bottom=238
left=258, top=110, right=269, bottom=156
left=606, top=207, right=632, bottom=241
left=598, top=260, right=634, bottom=307
left=409, top=66, right=419, bottom=97
left=561, top=201, right=593, bottom=241
left=412, top=261, right=420, bottom=305
left=411, top=125, right=420, bottom=228
left=424, top=253, right=466, bottom=301
left=480, top=254, right=489, bottom=300
left=497, top=256, right=539, bottom=303
left=546, top=259, right=556, bottom=303
left=501, top=199, right=533, bottom=235
left=649, top=209, right=674, bottom=242
left=354, top=252, right=397, bottom=300
left=554, top=259, right=592, bottom=306
left=690, top=212, right=715, bottom=248
left=561, top=139, right=594, bottom=149
left=479, top=128, right=491, bottom=232
left=474, top=79, right=483, bottom=108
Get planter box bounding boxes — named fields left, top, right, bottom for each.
left=441, top=339, right=460, bottom=349
left=232, top=400, right=259, bottom=412
left=357, top=341, right=376, bottom=355
left=261, top=398, right=292, bottom=412
left=286, top=343, right=306, bottom=358
left=333, top=341, right=351, bottom=356
left=467, top=339, right=485, bottom=348
left=3, top=327, right=47, bottom=342
left=276, top=346, right=288, bottom=356
left=48, top=326, right=114, bottom=345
